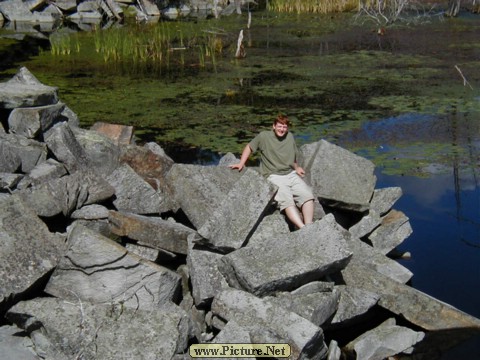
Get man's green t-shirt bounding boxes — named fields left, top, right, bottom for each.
left=248, top=130, right=299, bottom=177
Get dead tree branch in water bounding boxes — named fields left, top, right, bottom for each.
left=355, top=0, right=442, bottom=28
left=355, top=0, right=410, bottom=26
left=455, top=65, right=474, bottom=90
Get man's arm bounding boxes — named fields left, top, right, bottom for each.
left=229, top=144, right=252, bottom=171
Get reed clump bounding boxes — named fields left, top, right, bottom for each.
left=267, top=0, right=358, bottom=13
left=49, top=21, right=226, bottom=74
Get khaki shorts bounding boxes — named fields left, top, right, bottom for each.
left=267, top=171, right=314, bottom=211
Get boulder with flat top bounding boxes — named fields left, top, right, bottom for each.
left=300, top=139, right=376, bottom=212
left=218, top=214, right=353, bottom=296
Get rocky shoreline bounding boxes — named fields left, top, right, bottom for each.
left=0, top=0, right=255, bottom=33
left=1, top=67, right=480, bottom=359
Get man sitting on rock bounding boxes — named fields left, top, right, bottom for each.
left=229, top=114, right=315, bottom=229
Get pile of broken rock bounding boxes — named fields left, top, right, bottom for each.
left=1, top=67, right=479, bottom=360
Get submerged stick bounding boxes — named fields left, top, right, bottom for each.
left=455, top=65, right=474, bottom=90
left=235, top=29, right=245, bottom=58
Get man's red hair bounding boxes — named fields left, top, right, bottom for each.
left=275, top=114, right=290, bottom=126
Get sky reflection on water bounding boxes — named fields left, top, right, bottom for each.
left=375, top=169, right=480, bottom=358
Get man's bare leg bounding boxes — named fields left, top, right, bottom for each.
left=301, top=199, right=314, bottom=225
left=284, top=205, right=305, bottom=229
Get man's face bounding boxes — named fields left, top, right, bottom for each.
left=273, top=122, right=288, bottom=138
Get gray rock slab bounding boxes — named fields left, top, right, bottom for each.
left=0, top=134, right=47, bottom=173
left=106, top=164, right=163, bottom=214
left=332, top=214, right=413, bottom=284
left=0, top=136, right=23, bottom=174
left=18, top=170, right=115, bottom=217
left=0, top=173, right=22, bottom=190
left=0, top=195, right=65, bottom=311
left=8, top=102, right=65, bottom=139
left=54, top=0, right=77, bottom=11
left=44, top=122, right=92, bottom=173
left=126, top=242, right=159, bottom=262
left=187, top=233, right=230, bottom=307
left=370, top=187, right=403, bottom=215
left=45, top=223, right=181, bottom=310
left=0, top=67, right=58, bottom=109
left=350, top=238, right=413, bottom=284
left=72, top=219, right=112, bottom=238
left=329, top=285, right=380, bottom=326
left=109, top=210, right=194, bottom=254
left=165, top=164, right=242, bottom=229
left=197, top=168, right=277, bottom=252
left=44, top=123, right=120, bottom=176
left=326, top=340, right=341, bottom=360
left=7, top=297, right=188, bottom=360
left=0, top=325, right=38, bottom=360
left=266, top=289, right=341, bottom=327
left=16, top=158, right=67, bottom=189
left=143, top=141, right=173, bottom=161
left=212, top=320, right=252, bottom=344
left=0, top=139, right=22, bottom=173
left=219, top=214, right=353, bottom=297
left=217, top=152, right=238, bottom=167
left=344, top=318, right=425, bottom=360
left=138, top=0, right=160, bottom=16
left=0, top=1, right=35, bottom=22
left=342, top=262, right=480, bottom=331
left=348, top=210, right=382, bottom=239
left=246, top=213, right=290, bottom=248
left=299, top=139, right=376, bottom=212
left=71, top=204, right=110, bottom=220
left=61, top=104, right=80, bottom=127
left=197, top=321, right=255, bottom=360
left=72, top=125, right=121, bottom=176
left=211, top=288, right=328, bottom=360
left=291, top=281, right=335, bottom=296
left=368, top=209, right=413, bottom=255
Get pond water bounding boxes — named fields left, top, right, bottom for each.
left=0, top=8, right=479, bottom=358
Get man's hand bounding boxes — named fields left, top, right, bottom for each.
left=295, top=167, right=306, bottom=177
left=229, top=163, right=244, bottom=171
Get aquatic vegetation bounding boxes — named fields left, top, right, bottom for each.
left=50, top=32, right=81, bottom=56
left=268, top=0, right=358, bottom=13
left=46, top=21, right=235, bottom=75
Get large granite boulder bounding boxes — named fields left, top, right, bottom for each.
left=196, top=168, right=277, bottom=252
left=218, top=214, right=353, bottom=296
left=300, top=139, right=376, bottom=212
left=211, top=288, right=329, bottom=360
left=45, top=223, right=181, bottom=310
left=0, top=67, right=58, bottom=109
left=8, top=102, right=66, bottom=139
left=7, top=298, right=192, bottom=359
left=0, top=195, right=65, bottom=315
left=165, top=164, right=242, bottom=229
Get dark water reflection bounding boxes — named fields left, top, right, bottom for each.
left=375, top=170, right=480, bottom=359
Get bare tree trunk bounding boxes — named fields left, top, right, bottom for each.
left=446, top=0, right=461, bottom=16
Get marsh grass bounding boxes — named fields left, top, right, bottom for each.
left=49, top=21, right=226, bottom=74
left=50, top=32, right=81, bottom=55
left=267, top=0, right=358, bottom=13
